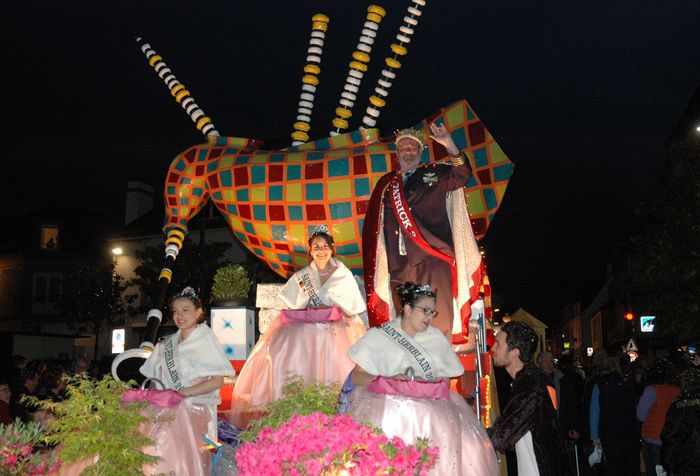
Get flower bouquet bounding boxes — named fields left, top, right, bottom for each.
left=235, top=412, right=439, bottom=476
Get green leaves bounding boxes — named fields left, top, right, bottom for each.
left=238, top=374, right=341, bottom=443
left=129, top=239, right=232, bottom=314
left=24, top=375, right=160, bottom=475
left=0, top=419, right=59, bottom=475
left=211, top=263, right=252, bottom=303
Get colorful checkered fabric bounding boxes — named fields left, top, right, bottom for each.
left=163, top=100, right=513, bottom=278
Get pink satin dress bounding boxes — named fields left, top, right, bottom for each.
left=348, top=383, right=499, bottom=476
left=227, top=312, right=365, bottom=428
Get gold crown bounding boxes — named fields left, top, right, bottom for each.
left=394, top=127, right=426, bottom=150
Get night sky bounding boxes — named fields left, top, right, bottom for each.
left=3, top=1, right=700, bottom=323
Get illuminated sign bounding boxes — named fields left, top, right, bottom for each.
left=563, top=342, right=570, bottom=349
left=640, top=316, right=655, bottom=333
left=112, top=328, right=125, bottom=354
left=587, top=347, right=594, bottom=357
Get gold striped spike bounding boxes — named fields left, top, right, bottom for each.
left=291, top=14, right=330, bottom=146
left=164, top=229, right=185, bottom=259
left=362, top=0, right=426, bottom=128
left=136, top=37, right=219, bottom=137
left=158, top=267, right=173, bottom=283
left=330, top=5, right=386, bottom=135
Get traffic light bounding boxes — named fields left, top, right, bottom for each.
left=623, top=310, right=637, bottom=335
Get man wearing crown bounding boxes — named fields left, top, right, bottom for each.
left=363, top=122, right=482, bottom=344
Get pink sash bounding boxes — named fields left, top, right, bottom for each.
left=367, top=376, right=450, bottom=400
left=279, top=306, right=343, bottom=325
left=121, top=389, right=185, bottom=408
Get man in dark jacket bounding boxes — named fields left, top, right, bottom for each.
left=490, top=321, right=569, bottom=476
left=589, top=356, right=640, bottom=476
left=537, top=351, right=582, bottom=442
left=661, top=367, right=700, bottom=476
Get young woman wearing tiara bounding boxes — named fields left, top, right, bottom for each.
left=346, top=282, right=498, bottom=475
left=140, top=286, right=235, bottom=443
left=229, top=225, right=367, bottom=428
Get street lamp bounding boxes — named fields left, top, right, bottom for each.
left=112, top=247, right=123, bottom=256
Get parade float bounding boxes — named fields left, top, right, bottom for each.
left=104, top=1, right=514, bottom=473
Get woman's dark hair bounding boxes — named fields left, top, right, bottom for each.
left=170, top=286, right=206, bottom=324
left=643, top=357, right=677, bottom=386
left=500, top=321, right=538, bottom=363
left=26, top=359, right=47, bottom=375
left=680, top=368, right=700, bottom=392
left=41, top=364, right=66, bottom=390
left=12, top=354, right=27, bottom=369
left=600, top=355, right=622, bottom=376
left=14, top=369, right=38, bottom=388
left=307, top=232, right=335, bottom=260
left=396, top=282, right=436, bottom=310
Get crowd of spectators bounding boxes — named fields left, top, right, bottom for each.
left=0, top=354, right=96, bottom=425
left=524, top=345, right=700, bottom=476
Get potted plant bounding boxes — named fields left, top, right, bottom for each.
left=211, top=263, right=252, bottom=306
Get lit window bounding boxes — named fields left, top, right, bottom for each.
left=41, top=225, right=59, bottom=250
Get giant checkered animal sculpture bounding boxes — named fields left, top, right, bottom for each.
left=162, top=99, right=512, bottom=280
left=112, top=5, right=513, bottom=383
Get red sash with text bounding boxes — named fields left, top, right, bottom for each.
left=388, top=174, right=458, bottom=298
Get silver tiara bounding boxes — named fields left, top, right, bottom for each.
left=415, top=284, right=433, bottom=294
left=178, top=286, right=199, bottom=300
left=311, top=224, right=329, bottom=236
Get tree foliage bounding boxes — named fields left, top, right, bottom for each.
left=128, top=239, right=284, bottom=314
left=128, top=239, right=232, bottom=314
left=60, top=257, right=135, bottom=333
left=617, top=141, right=700, bottom=337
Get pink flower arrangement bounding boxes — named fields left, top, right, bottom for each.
left=236, top=413, right=439, bottom=475
left=0, top=420, right=60, bottom=476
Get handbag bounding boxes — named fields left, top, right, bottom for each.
left=279, top=305, right=343, bottom=324
left=121, top=377, right=186, bottom=408
left=367, top=376, right=450, bottom=400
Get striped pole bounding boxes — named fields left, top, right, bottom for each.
left=362, top=0, right=426, bottom=128
left=291, top=14, right=330, bottom=145
left=111, top=227, right=186, bottom=383
left=331, top=5, right=386, bottom=135
left=136, top=37, right=219, bottom=137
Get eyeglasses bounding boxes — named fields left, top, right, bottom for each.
left=412, top=305, right=438, bottom=318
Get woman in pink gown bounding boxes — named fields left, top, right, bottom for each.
left=229, top=226, right=367, bottom=427
left=347, top=282, right=498, bottom=476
